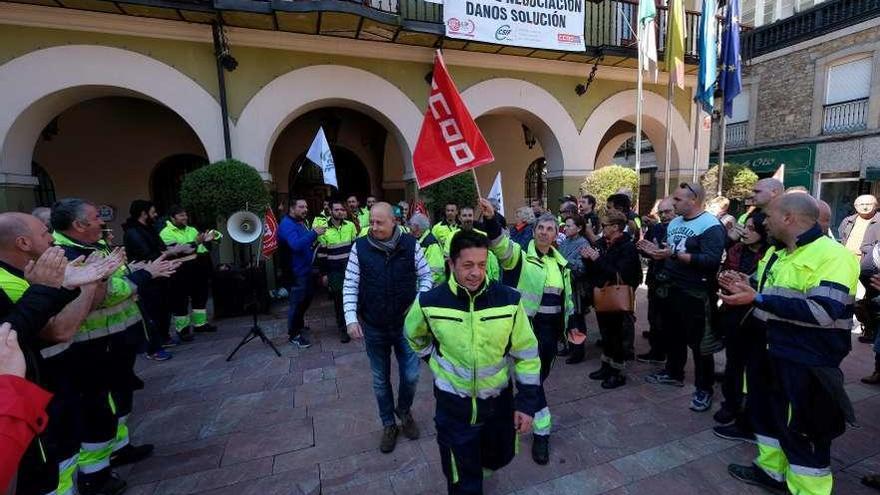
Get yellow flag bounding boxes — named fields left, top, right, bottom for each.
left=665, top=0, right=685, bottom=89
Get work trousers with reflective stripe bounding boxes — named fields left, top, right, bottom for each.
left=168, top=255, right=211, bottom=324
left=108, top=325, right=145, bottom=454
left=530, top=313, right=561, bottom=436
left=435, top=386, right=516, bottom=495
left=15, top=352, right=81, bottom=495
left=71, top=338, right=117, bottom=486
left=747, top=350, right=833, bottom=495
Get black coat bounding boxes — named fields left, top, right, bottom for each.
left=582, top=232, right=642, bottom=289
left=123, top=219, right=167, bottom=262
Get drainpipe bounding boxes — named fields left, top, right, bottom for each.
left=212, top=22, right=233, bottom=160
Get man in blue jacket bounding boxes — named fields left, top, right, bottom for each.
left=279, top=198, right=325, bottom=348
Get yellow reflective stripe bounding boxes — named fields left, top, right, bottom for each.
left=515, top=370, right=541, bottom=385
left=807, top=285, right=855, bottom=304
left=75, top=312, right=141, bottom=341
left=450, top=451, right=459, bottom=484
left=533, top=407, right=551, bottom=435
left=788, top=464, right=831, bottom=477
left=326, top=253, right=351, bottom=261
left=510, top=346, right=538, bottom=360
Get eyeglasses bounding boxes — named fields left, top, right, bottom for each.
left=679, top=182, right=697, bottom=196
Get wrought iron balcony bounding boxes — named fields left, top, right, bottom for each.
left=742, top=0, right=880, bottom=60
left=31, top=0, right=707, bottom=61
left=726, top=121, right=748, bottom=147
left=823, top=98, right=869, bottom=134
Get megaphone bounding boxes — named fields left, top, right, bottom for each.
left=227, top=211, right=263, bottom=244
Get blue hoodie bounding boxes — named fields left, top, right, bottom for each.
left=278, top=215, right=317, bottom=278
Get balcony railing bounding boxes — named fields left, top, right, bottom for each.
left=742, top=0, right=880, bottom=60
left=726, top=121, right=748, bottom=147
left=823, top=98, right=869, bottom=134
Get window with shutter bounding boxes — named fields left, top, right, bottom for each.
left=825, top=57, right=872, bottom=105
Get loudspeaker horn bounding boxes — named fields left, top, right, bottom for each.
left=227, top=210, right=263, bottom=244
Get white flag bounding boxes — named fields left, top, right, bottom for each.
left=638, top=0, right=658, bottom=83
left=306, top=127, right=337, bottom=189
left=488, top=172, right=504, bottom=217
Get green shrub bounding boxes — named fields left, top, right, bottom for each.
left=179, top=159, right=271, bottom=228
left=421, top=173, right=478, bottom=219
left=700, top=163, right=758, bottom=201
left=579, top=165, right=640, bottom=212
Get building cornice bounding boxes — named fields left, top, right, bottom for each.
left=748, top=16, right=880, bottom=65
left=0, top=2, right=696, bottom=85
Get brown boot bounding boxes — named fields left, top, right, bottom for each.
left=862, top=362, right=880, bottom=385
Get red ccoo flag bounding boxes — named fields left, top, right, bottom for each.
left=262, top=208, right=279, bottom=259
left=413, top=50, right=494, bottom=188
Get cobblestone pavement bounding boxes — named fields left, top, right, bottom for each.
left=123, top=288, right=880, bottom=494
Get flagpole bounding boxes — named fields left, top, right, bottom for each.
left=718, top=98, right=727, bottom=197
left=692, top=104, right=702, bottom=183
left=471, top=169, right=483, bottom=199
left=635, top=20, right=644, bottom=209
left=664, top=77, right=673, bottom=197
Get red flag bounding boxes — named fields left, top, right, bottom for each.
left=262, top=208, right=278, bottom=258
left=413, top=50, right=494, bottom=188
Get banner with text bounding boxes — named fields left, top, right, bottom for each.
left=443, top=0, right=585, bottom=51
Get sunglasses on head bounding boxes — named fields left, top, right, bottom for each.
left=679, top=182, right=697, bottom=196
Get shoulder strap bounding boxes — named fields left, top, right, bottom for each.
left=757, top=252, right=780, bottom=293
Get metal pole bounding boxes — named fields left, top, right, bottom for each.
left=692, top=104, right=702, bottom=183
left=718, top=88, right=727, bottom=197
left=635, top=19, right=643, bottom=210
left=664, top=77, right=673, bottom=196
left=212, top=23, right=233, bottom=160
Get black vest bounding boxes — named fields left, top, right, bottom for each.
left=355, top=234, right=418, bottom=332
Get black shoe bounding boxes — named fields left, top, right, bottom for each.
left=557, top=346, right=571, bottom=357
left=78, top=473, right=127, bottom=495
left=860, top=335, right=875, bottom=344
left=713, top=407, right=738, bottom=425
left=713, top=424, right=756, bottom=443
left=727, top=464, right=787, bottom=494
left=340, top=331, right=351, bottom=343
left=110, top=443, right=154, bottom=467
left=380, top=425, right=399, bottom=453
left=565, top=346, right=584, bottom=364
left=531, top=434, right=549, bottom=465
left=399, top=411, right=420, bottom=440
left=636, top=352, right=666, bottom=365
left=595, top=339, right=604, bottom=348
left=193, top=323, right=217, bottom=333
left=179, top=328, right=194, bottom=342
left=589, top=363, right=612, bottom=381
left=601, top=373, right=626, bottom=389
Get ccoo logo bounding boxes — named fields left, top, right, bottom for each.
left=495, top=25, right=512, bottom=40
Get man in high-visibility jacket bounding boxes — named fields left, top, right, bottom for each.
left=52, top=198, right=177, bottom=495
left=160, top=205, right=220, bottom=341
left=0, top=212, right=123, bottom=495
left=346, top=195, right=371, bottom=232
left=442, top=206, right=499, bottom=282
left=408, top=213, right=446, bottom=288
left=311, top=200, right=331, bottom=229
left=720, top=193, right=858, bottom=495
left=432, top=202, right=460, bottom=247
left=405, top=230, right=541, bottom=495
left=477, top=198, right=580, bottom=465
left=317, top=200, right=358, bottom=343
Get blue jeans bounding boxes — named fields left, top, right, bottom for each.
left=287, top=273, right=314, bottom=338
left=363, top=326, right=420, bottom=426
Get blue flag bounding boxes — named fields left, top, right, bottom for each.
left=719, top=0, right=742, bottom=117
left=695, top=0, right=718, bottom=113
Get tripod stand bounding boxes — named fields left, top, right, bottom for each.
left=226, top=243, right=281, bottom=361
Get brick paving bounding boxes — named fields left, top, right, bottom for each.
left=123, top=288, right=880, bottom=494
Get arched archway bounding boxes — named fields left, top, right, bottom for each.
left=580, top=89, right=691, bottom=173
left=0, top=45, right=225, bottom=181
left=150, top=153, right=209, bottom=214
left=234, top=65, right=422, bottom=180
left=524, top=158, right=547, bottom=205
left=32, top=162, right=56, bottom=207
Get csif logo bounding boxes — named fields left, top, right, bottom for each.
left=495, top=25, right=512, bottom=40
